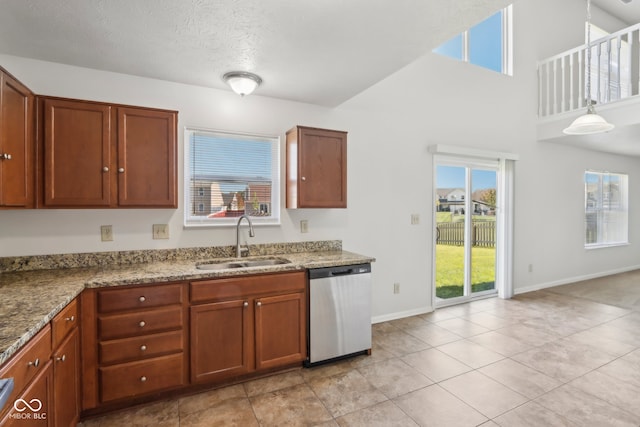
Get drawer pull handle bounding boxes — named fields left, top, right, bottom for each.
left=139, top=296, right=146, bottom=303
left=140, top=345, right=147, bottom=351
left=118, top=167, right=125, bottom=173
left=139, top=321, right=146, bottom=328
left=102, top=166, right=109, bottom=172
left=28, top=358, right=40, bottom=368
left=65, top=315, right=75, bottom=322
left=243, top=301, right=248, bottom=307
left=256, top=301, right=262, bottom=307
left=56, top=355, right=66, bottom=362
left=140, top=376, right=147, bottom=382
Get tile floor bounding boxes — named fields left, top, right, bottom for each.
left=81, top=272, right=640, bottom=426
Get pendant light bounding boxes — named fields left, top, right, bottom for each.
left=563, top=0, right=614, bottom=135
left=222, top=71, right=262, bottom=97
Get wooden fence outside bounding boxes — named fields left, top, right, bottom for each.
left=436, top=222, right=496, bottom=248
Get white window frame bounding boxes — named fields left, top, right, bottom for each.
left=584, top=170, right=629, bottom=249
left=184, top=127, right=281, bottom=228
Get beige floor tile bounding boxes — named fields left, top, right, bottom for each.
left=597, top=349, right=640, bottom=388
left=468, top=331, right=532, bottom=357
left=440, top=371, right=528, bottom=419
left=419, top=307, right=461, bottom=323
left=587, top=322, right=640, bottom=347
left=401, top=348, right=472, bottom=382
left=179, top=383, right=246, bottom=416
left=393, top=384, right=488, bottom=427
left=249, top=383, right=332, bottom=426
left=180, top=397, right=258, bottom=426
left=436, top=339, right=504, bottom=369
left=357, top=357, right=433, bottom=398
left=347, top=346, right=394, bottom=369
left=493, top=401, right=577, bottom=427
left=535, top=384, right=640, bottom=426
left=372, top=321, right=401, bottom=335
left=562, top=328, right=636, bottom=358
left=243, top=370, right=305, bottom=397
left=493, top=323, right=558, bottom=347
left=390, top=315, right=430, bottom=330
left=512, top=339, right=616, bottom=383
left=373, top=329, right=431, bottom=356
left=90, top=400, right=179, bottom=427
left=434, top=318, right=490, bottom=338
left=307, top=369, right=388, bottom=418
left=335, top=400, right=419, bottom=427
left=403, top=323, right=462, bottom=346
left=569, top=370, right=640, bottom=417
left=462, top=311, right=517, bottom=330
left=299, top=358, right=356, bottom=382
left=478, top=358, right=561, bottom=399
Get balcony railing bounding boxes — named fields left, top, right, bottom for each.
left=538, top=23, right=640, bottom=118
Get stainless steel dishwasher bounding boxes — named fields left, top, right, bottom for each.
left=306, top=263, right=372, bottom=366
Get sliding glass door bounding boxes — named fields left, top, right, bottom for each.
left=435, top=159, right=498, bottom=305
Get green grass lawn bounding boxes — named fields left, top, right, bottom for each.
left=435, top=244, right=496, bottom=299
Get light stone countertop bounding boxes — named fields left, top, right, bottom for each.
left=0, top=250, right=374, bottom=365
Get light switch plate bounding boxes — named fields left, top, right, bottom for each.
left=101, top=225, right=113, bottom=242
left=410, top=214, right=420, bottom=225
left=153, top=224, right=170, bottom=239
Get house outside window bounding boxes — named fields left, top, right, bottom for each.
left=184, top=128, right=280, bottom=227
left=585, top=171, right=628, bottom=247
left=433, top=4, right=513, bottom=76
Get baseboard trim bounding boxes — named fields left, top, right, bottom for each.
left=514, top=264, right=640, bottom=295
left=372, top=307, right=433, bottom=324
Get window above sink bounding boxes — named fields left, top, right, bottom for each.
left=184, top=128, right=281, bottom=227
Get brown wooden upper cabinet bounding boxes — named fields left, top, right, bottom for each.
left=286, top=126, right=347, bottom=208
left=39, top=97, right=177, bottom=208
left=0, top=67, right=34, bottom=208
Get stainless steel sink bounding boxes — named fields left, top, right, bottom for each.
left=196, top=258, right=291, bottom=270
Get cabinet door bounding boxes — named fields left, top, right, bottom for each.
left=53, top=328, right=79, bottom=427
left=287, top=126, right=347, bottom=208
left=117, top=107, right=176, bottom=207
left=0, top=71, right=33, bottom=207
left=254, top=292, right=306, bottom=370
left=0, top=362, right=53, bottom=427
left=43, top=99, right=112, bottom=206
left=190, top=299, right=252, bottom=383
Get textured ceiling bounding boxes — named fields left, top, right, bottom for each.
left=0, top=0, right=514, bottom=106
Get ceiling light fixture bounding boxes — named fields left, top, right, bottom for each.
left=563, top=0, right=614, bottom=135
left=222, top=71, right=262, bottom=97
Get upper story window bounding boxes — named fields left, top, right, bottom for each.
left=585, top=171, right=628, bottom=248
left=184, top=128, right=280, bottom=227
left=433, top=5, right=512, bottom=75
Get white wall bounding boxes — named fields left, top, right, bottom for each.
left=1, top=0, right=639, bottom=321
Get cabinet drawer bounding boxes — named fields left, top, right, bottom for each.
left=0, top=325, right=51, bottom=419
left=97, top=283, right=183, bottom=313
left=191, top=271, right=306, bottom=303
left=99, top=353, right=185, bottom=402
left=52, top=298, right=78, bottom=348
left=98, top=306, right=183, bottom=340
left=99, top=330, right=184, bottom=365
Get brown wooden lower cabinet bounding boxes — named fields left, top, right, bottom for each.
left=0, top=361, right=53, bottom=427
left=52, top=328, right=80, bottom=427
left=190, top=271, right=307, bottom=383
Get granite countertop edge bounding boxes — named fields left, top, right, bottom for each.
left=0, top=250, right=374, bottom=365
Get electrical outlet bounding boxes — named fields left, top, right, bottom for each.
left=410, top=214, right=420, bottom=225
left=393, top=283, right=400, bottom=294
left=101, top=225, right=113, bottom=242
left=153, top=224, right=170, bottom=239
left=300, top=220, right=309, bottom=233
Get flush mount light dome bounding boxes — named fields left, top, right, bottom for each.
left=222, top=71, right=262, bottom=96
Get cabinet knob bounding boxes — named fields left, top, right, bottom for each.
left=56, top=354, right=66, bottom=362
left=243, top=301, right=249, bottom=307
left=139, top=321, right=146, bottom=328
left=140, top=376, right=147, bottom=382
left=28, top=358, right=40, bottom=368
left=65, top=315, right=75, bottom=322
left=256, top=301, right=262, bottom=307
left=118, top=167, right=125, bottom=173
left=140, top=345, right=147, bottom=351
left=1, top=153, right=11, bottom=160
left=139, top=296, right=146, bottom=303
left=102, top=166, right=109, bottom=172
left=301, top=176, right=306, bottom=181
